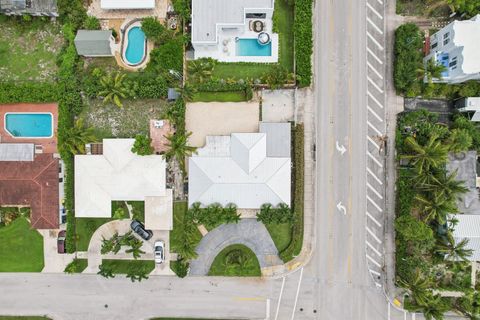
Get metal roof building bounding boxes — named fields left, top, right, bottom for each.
left=74, top=30, right=114, bottom=57
left=451, top=214, right=480, bottom=261
left=188, top=122, right=291, bottom=209
left=100, top=0, right=155, bottom=9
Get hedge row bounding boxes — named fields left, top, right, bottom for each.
left=280, top=124, right=305, bottom=261
left=294, top=0, right=313, bottom=87
left=0, top=81, right=58, bottom=104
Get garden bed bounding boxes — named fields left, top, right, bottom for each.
left=0, top=217, right=44, bottom=272
left=169, top=201, right=202, bottom=255
left=208, top=244, right=261, bottom=277
left=192, top=91, right=247, bottom=102
left=101, top=259, right=155, bottom=274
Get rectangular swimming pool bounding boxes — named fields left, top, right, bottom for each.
left=236, top=38, right=272, bottom=56
left=5, top=113, right=53, bottom=138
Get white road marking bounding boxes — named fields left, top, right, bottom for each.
left=367, top=2, right=383, bottom=19
left=367, top=47, right=383, bottom=64
left=367, top=32, right=384, bottom=50
left=367, top=17, right=384, bottom=35
left=404, top=311, right=407, bottom=320
left=367, top=91, right=384, bottom=109
left=367, top=151, right=383, bottom=168
left=376, top=0, right=383, bottom=5
left=367, top=136, right=380, bottom=149
left=388, top=302, right=391, bottom=320
left=367, top=61, right=383, bottom=79
left=290, top=268, right=304, bottom=320
left=367, top=76, right=384, bottom=93
left=274, top=277, right=285, bottom=320
left=366, top=211, right=382, bottom=227
left=266, top=299, right=271, bottom=320
left=366, top=254, right=381, bottom=268
left=366, top=240, right=382, bottom=256
left=367, top=167, right=383, bottom=185
left=367, top=195, right=383, bottom=212
left=366, top=226, right=382, bottom=244
left=375, top=282, right=382, bottom=288
left=336, top=141, right=347, bottom=155
left=367, top=105, right=383, bottom=122
left=369, top=269, right=381, bottom=277
left=367, top=182, right=383, bottom=199
left=367, top=121, right=382, bottom=136
left=337, top=202, right=347, bottom=215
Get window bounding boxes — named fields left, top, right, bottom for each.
left=246, top=13, right=266, bottom=19
left=449, top=60, right=457, bottom=67
left=443, top=38, right=450, bottom=45
left=452, top=56, right=457, bottom=61
left=443, top=32, right=450, bottom=39
left=451, top=66, right=457, bottom=70
left=431, top=42, right=438, bottom=49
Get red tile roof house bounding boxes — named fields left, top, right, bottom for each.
left=0, top=103, right=60, bottom=229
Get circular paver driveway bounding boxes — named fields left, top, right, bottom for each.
left=189, top=219, right=283, bottom=276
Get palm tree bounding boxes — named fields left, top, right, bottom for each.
left=398, top=268, right=433, bottom=307
left=164, top=131, right=197, bottom=174
left=455, top=289, right=480, bottom=319
left=415, top=193, right=458, bottom=224
left=447, top=128, right=473, bottom=153
left=187, top=59, right=214, bottom=83
left=58, top=118, right=96, bottom=155
left=126, top=239, right=145, bottom=259
left=126, top=266, right=149, bottom=282
left=97, top=264, right=115, bottom=278
left=177, top=84, right=197, bottom=102
left=436, top=232, right=473, bottom=262
left=98, top=73, right=131, bottom=107
left=421, top=294, right=451, bottom=320
left=418, top=169, right=468, bottom=201
left=424, top=58, right=447, bottom=83
left=402, top=135, right=449, bottom=174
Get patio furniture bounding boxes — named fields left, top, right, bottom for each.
left=154, top=120, right=165, bottom=128
left=223, top=46, right=228, bottom=53
left=222, top=39, right=229, bottom=46
left=253, top=20, right=264, bottom=33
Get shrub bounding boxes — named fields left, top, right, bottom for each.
left=280, top=124, right=304, bottom=261
left=57, top=0, right=87, bottom=30
left=263, top=64, right=288, bottom=89
left=295, top=0, right=313, bottom=87
left=0, top=81, right=58, bottom=103
left=131, top=135, right=154, bottom=155
left=188, top=202, right=240, bottom=229
left=171, top=0, right=190, bottom=20
left=141, top=17, right=172, bottom=44
left=393, top=23, right=423, bottom=96
left=171, top=258, right=189, bottom=278
left=451, top=114, right=480, bottom=151
left=147, top=38, right=183, bottom=73
left=83, top=16, right=100, bottom=30
left=257, top=203, right=294, bottom=223
left=64, top=258, right=87, bottom=274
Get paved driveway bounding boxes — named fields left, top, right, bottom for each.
left=185, top=102, right=259, bottom=147
left=189, top=219, right=282, bottom=276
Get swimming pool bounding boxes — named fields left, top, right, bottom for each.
left=236, top=38, right=272, bottom=57
left=5, top=113, right=53, bottom=138
left=124, top=26, right=146, bottom=65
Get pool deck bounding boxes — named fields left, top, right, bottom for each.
left=0, top=103, right=58, bottom=154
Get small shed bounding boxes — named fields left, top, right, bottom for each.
left=74, top=30, right=114, bottom=57
left=167, top=88, right=180, bottom=101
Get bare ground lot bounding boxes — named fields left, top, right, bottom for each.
left=0, top=16, right=63, bottom=82
left=186, top=102, right=260, bottom=147
left=81, top=99, right=169, bottom=138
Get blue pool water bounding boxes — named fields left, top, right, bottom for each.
left=236, top=39, right=272, bottom=56
left=125, top=26, right=146, bottom=65
left=5, top=113, right=53, bottom=138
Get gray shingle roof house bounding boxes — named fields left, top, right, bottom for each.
left=74, top=30, right=114, bottom=57
left=188, top=122, right=291, bottom=209
left=0, top=0, right=58, bottom=16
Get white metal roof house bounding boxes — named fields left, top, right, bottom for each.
left=455, top=97, right=480, bottom=121
left=100, top=0, right=155, bottom=9
left=191, top=0, right=278, bottom=63
left=451, top=214, right=480, bottom=261
left=424, top=14, right=480, bottom=84
left=188, top=122, right=291, bottom=209
left=75, top=139, right=172, bottom=230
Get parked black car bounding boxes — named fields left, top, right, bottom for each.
left=130, top=220, right=153, bottom=240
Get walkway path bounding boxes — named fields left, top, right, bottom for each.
left=189, top=219, right=283, bottom=276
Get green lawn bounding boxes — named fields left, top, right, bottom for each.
left=395, top=0, right=450, bottom=16
left=208, top=244, right=261, bottom=277
left=128, top=201, right=145, bottom=222
left=64, top=258, right=88, bottom=273
left=192, top=91, right=247, bottom=102
left=0, top=217, right=44, bottom=272
left=211, top=63, right=277, bottom=80
left=170, top=202, right=202, bottom=253
left=0, top=16, right=64, bottom=82
left=75, top=218, right=111, bottom=251
left=264, top=222, right=292, bottom=253
left=101, top=259, right=155, bottom=274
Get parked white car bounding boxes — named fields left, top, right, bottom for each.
left=154, top=241, right=165, bottom=264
